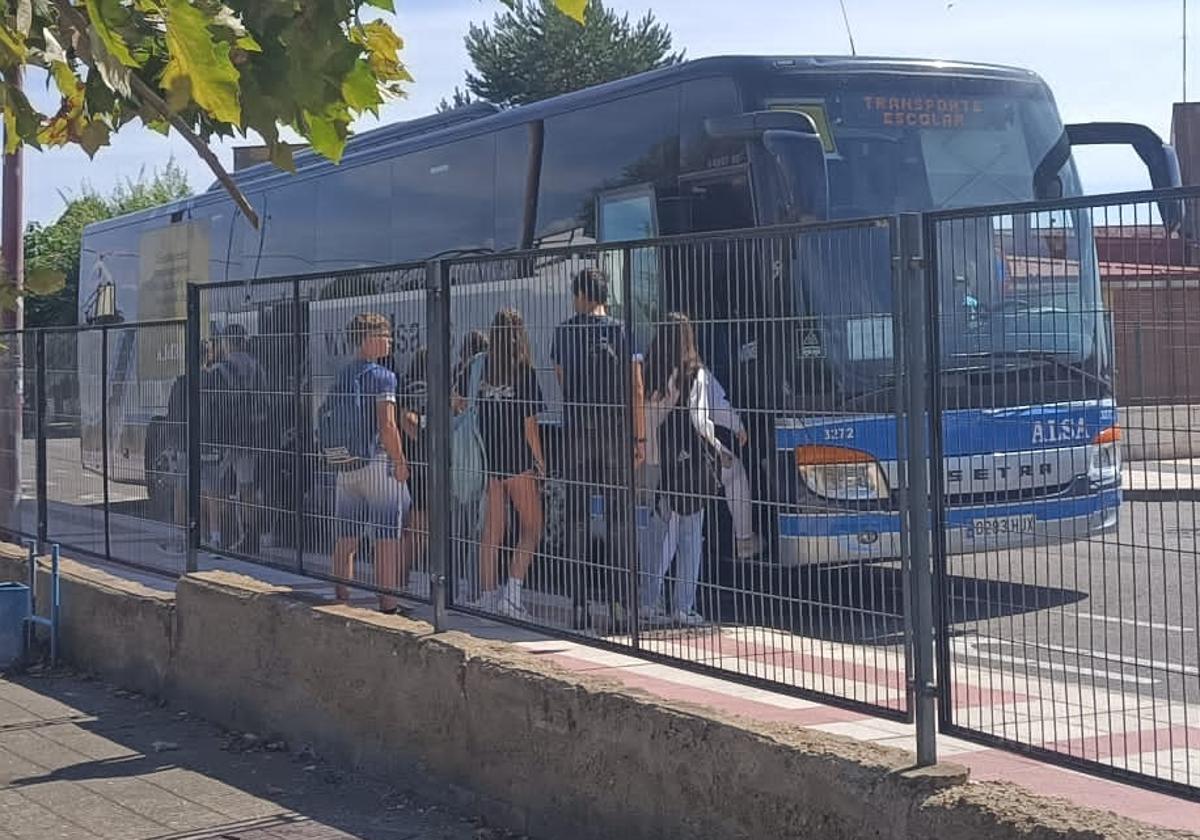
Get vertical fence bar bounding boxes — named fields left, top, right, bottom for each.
left=99, top=326, right=112, bottom=562
left=426, top=260, right=451, bottom=631
left=898, top=213, right=938, bottom=766
left=621, top=244, right=641, bottom=644
left=292, top=278, right=304, bottom=574
left=923, top=216, right=954, bottom=731
left=889, top=218, right=916, bottom=720
left=185, top=286, right=202, bottom=574
left=34, top=330, right=46, bottom=548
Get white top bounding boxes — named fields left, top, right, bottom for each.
left=644, top=366, right=744, bottom=468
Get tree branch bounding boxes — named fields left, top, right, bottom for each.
left=126, top=75, right=259, bottom=229
left=51, top=0, right=260, bottom=229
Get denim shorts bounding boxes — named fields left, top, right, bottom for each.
left=334, top=459, right=411, bottom=541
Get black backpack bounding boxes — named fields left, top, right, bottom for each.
left=569, top=317, right=626, bottom=414
left=204, top=357, right=269, bottom=449
left=657, top=372, right=722, bottom=516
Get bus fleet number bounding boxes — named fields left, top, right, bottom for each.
left=823, top=426, right=855, bottom=442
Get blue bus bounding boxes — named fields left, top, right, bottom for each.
left=77, top=55, right=1177, bottom=564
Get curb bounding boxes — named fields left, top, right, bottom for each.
left=1124, top=488, right=1200, bottom=502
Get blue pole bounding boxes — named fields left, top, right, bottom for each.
left=23, top=539, right=34, bottom=656
left=49, top=543, right=59, bottom=666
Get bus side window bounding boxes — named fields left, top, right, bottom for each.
left=681, top=172, right=755, bottom=233
left=597, top=187, right=660, bottom=353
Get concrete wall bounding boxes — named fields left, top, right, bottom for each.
left=1, top=543, right=1192, bottom=840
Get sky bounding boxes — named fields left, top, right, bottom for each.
left=8, top=0, right=1194, bottom=224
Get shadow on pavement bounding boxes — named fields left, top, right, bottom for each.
left=1, top=672, right=520, bottom=840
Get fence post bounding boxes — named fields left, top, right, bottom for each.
left=34, top=330, right=46, bottom=549
left=897, top=212, right=938, bottom=767
left=99, top=326, right=112, bottom=562
left=426, top=260, right=451, bottom=632
left=185, top=286, right=202, bottom=574
left=620, top=244, right=641, bottom=645
left=292, top=278, right=304, bottom=574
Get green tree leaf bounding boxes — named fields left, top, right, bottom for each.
left=1, top=82, right=40, bottom=152
left=554, top=0, right=588, bottom=23
left=161, top=0, right=242, bottom=123
left=77, top=119, right=111, bottom=156
left=0, top=24, right=28, bottom=65
left=505, top=0, right=587, bottom=24
left=84, top=0, right=139, bottom=67
left=342, top=60, right=381, bottom=113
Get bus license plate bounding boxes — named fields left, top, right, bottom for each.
left=969, top=515, right=1036, bottom=539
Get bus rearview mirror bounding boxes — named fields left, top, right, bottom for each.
left=762, top=129, right=829, bottom=224
left=1064, top=122, right=1185, bottom=234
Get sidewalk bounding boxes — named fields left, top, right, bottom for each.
left=1124, top=458, right=1200, bottom=498
left=35, top=551, right=1200, bottom=837
left=0, top=670, right=524, bottom=840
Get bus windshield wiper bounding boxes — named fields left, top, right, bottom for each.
left=949, top=350, right=1107, bottom=388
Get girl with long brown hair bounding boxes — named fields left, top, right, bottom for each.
left=641, top=311, right=751, bottom=626
left=475, top=307, right=546, bottom=618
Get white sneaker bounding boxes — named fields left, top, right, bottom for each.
left=639, top=605, right=670, bottom=627
left=496, top=595, right=531, bottom=622
left=470, top=589, right=500, bottom=612
left=735, top=534, right=763, bottom=560
left=673, top=609, right=707, bottom=627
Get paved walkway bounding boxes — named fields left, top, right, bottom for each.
left=1125, top=458, right=1200, bottom=495
left=68, top=550, right=1200, bottom=835
left=0, top=671, right=524, bottom=840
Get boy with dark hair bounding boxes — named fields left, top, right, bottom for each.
left=551, top=267, right=645, bottom=631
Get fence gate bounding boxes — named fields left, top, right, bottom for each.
left=928, top=187, right=1200, bottom=800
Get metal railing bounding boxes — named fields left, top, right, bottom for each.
left=0, top=320, right=189, bottom=575
left=928, top=187, right=1200, bottom=800
left=188, top=217, right=918, bottom=721
left=2, top=185, right=1199, bottom=801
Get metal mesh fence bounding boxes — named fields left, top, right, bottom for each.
left=29, top=322, right=187, bottom=574
left=187, top=218, right=912, bottom=717
left=0, top=330, right=34, bottom=543
left=44, top=329, right=105, bottom=557
left=7, top=186, right=1200, bottom=800
left=443, top=218, right=911, bottom=716
left=930, top=189, right=1200, bottom=797
left=194, top=266, right=435, bottom=608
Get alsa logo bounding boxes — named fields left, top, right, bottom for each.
left=1031, top=418, right=1088, bottom=445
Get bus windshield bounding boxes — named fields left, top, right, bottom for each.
left=760, top=76, right=1080, bottom=216
left=757, top=74, right=1107, bottom=405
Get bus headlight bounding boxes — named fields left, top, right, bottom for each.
left=1090, top=425, right=1121, bottom=485
left=795, top=446, right=891, bottom=501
